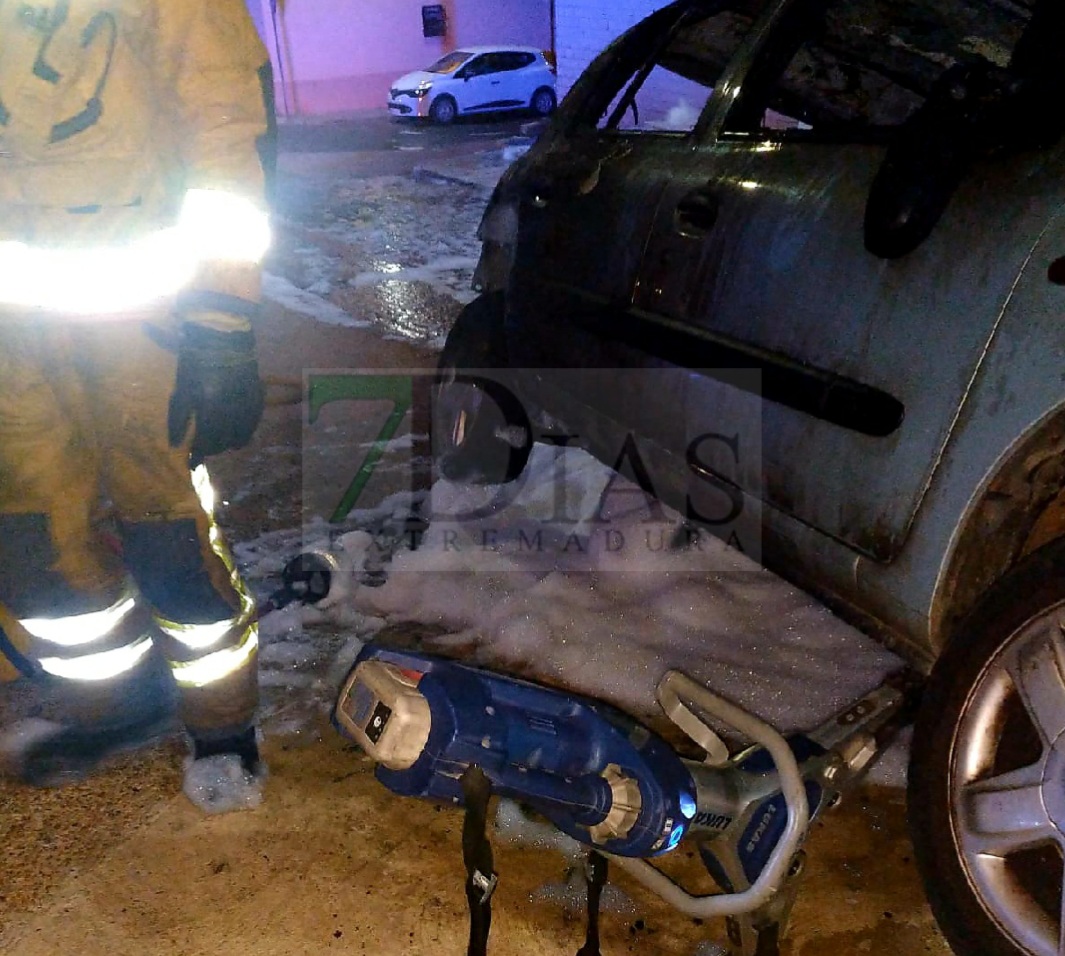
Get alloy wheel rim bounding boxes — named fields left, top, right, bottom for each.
left=950, top=602, right=1065, bottom=955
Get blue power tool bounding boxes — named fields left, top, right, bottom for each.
left=336, top=644, right=696, bottom=857
left=335, top=644, right=919, bottom=956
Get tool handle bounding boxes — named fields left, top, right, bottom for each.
left=627, top=671, right=809, bottom=917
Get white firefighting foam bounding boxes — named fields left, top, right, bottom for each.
left=243, top=443, right=910, bottom=786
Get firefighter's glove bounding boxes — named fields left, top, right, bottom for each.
left=168, top=325, right=264, bottom=465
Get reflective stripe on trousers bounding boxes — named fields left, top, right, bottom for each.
left=21, top=588, right=155, bottom=681
left=0, top=322, right=259, bottom=731
left=150, top=465, right=259, bottom=689
left=20, top=588, right=258, bottom=688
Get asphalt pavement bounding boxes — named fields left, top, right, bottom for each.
left=279, top=109, right=536, bottom=154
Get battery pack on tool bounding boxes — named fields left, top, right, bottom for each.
left=335, top=645, right=699, bottom=858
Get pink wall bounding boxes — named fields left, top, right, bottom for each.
left=261, top=0, right=553, bottom=116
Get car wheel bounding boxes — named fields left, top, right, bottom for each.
left=429, top=95, right=458, bottom=125
left=530, top=87, right=556, bottom=117
left=434, top=292, right=532, bottom=484
left=909, top=538, right=1065, bottom=956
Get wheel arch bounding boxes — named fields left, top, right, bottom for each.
left=429, top=93, right=458, bottom=122
left=932, top=404, right=1065, bottom=653
left=531, top=85, right=557, bottom=111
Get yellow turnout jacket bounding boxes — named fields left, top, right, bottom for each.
left=0, top=0, right=271, bottom=327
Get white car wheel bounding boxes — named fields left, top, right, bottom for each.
left=429, top=95, right=458, bottom=125
left=531, top=87, right=556, bottom=117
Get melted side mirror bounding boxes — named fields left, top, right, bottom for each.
left=864, top=63, right=1026, bottom=260
left=863, top=123, right=968, bottom=261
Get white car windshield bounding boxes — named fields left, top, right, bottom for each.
left=425, top=51, right=472, bottom=74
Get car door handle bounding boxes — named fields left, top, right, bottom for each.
left=674, top=188, right=720, bottom=237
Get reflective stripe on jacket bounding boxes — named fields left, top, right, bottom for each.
left=0, top=0, right=270, bottom=329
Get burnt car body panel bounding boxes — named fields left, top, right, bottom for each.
left=478, top=0, right=1065, bottom=664
left=642, top=139, right=1055, bottom=562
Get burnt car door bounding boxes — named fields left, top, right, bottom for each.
left=506, top=0, right=776, bottom=484
left=633, top=0, right=1046, bottom=561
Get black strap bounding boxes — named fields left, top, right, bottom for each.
left=0, top=622, right=43, bottom=680
left=726, top=915, right=783, bottom=956
left=576, top=851, right=608, bottom=956
left=461, top=766, right=497, bottom=956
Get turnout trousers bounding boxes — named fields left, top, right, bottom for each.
left=0, top=315, right=258, bottom=738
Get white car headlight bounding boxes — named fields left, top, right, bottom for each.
left=416, top=82, right=433, bottom=97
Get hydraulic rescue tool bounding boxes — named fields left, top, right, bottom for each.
left=335, top=644, right=919, bottom=956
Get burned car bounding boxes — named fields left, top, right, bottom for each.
left=434, top=0, right=1065, bottom=953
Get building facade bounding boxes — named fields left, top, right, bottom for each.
left=254, top=0, right=556, bottom=115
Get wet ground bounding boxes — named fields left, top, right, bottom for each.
left=0, top=113, right=954, bottom=956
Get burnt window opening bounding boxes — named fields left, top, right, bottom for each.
left=579, top=1, right=772, bottom=136
left=721, top=0, right=1038, bottom=140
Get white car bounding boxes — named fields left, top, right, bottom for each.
left=388, top=46, right=556, bottom=124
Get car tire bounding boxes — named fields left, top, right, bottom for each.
left=434, top=292, right=532, bottom=484
left=530, top=87, right=556, bottom=117
left=908, top=537, right=1065, bottom=956
left=429, top=95, right=458, bottom=125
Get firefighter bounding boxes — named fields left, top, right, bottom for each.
left=0, top=1, right=275, bottom=811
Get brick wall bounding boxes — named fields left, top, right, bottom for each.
left=554, top=0, right=661, bottom=97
